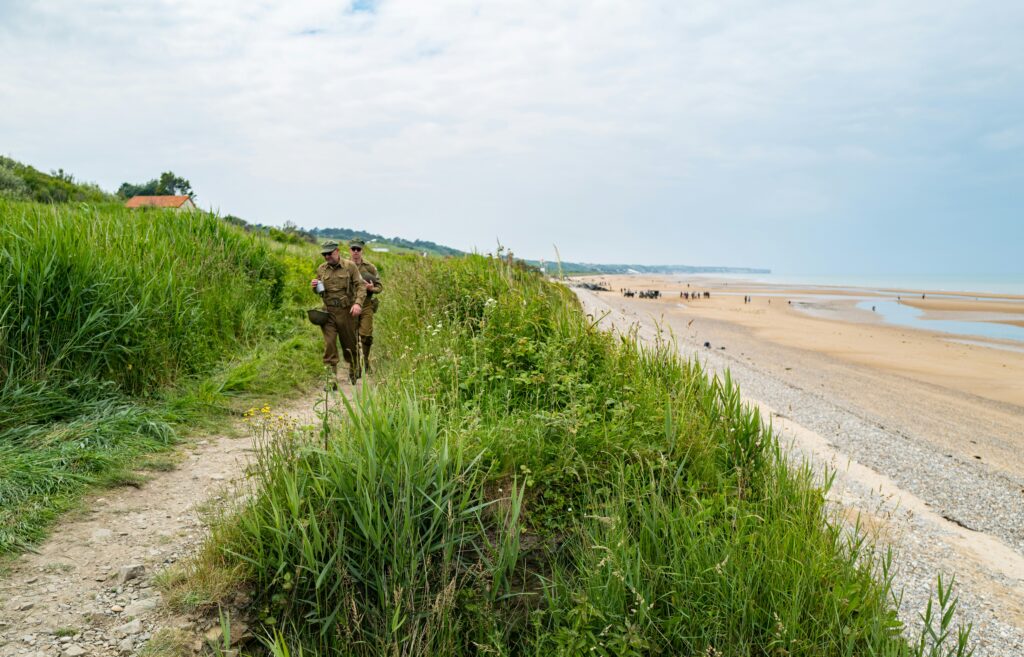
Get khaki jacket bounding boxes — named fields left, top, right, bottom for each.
left=316, top=260, right=367, bottom=308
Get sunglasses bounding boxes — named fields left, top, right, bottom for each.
left=350, top=247, right=362, bottom=252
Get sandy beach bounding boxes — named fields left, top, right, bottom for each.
left=575, top=274, right=1024, bottom=478
left=571, top=276, right=1024, bottom=655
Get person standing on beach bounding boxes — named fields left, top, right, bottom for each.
left=311, top=241, right=366, bottom=385
left=348, top=239, right=383, bottom=373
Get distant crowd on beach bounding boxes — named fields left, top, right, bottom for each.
left=618, top=288, right=714, bottom=301
left=621, top=288, right=662, bottom=299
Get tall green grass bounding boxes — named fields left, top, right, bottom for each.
left=198, top=254, right=970, bottom=656
left=1, top=199, right=286, bottom=395
left=0, top=199, right=319, bottom=552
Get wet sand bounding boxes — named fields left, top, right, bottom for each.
left=573, top=274, right=1024, bottom=479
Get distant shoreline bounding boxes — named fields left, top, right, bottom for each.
left=571, top=273, right=1024, bottom=408
left=572, top=273, right=1024, bottom=345
left=579, top=270, right=1024, bottom=298
left=533, top=262, right=771, bottom=276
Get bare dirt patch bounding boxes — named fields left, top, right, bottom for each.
left=0, top=387, right=336, bottom=657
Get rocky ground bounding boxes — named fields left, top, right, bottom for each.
left=0, top=390, right=329, bottom=657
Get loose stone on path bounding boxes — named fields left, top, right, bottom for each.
left=115, top=564, right=144, bottom=585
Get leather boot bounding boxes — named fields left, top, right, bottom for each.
left=327, top=364, right=338, bottom=391
left=361, top=336, right=373, bottom=374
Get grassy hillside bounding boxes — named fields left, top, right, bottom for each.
left=0, top=156, right=114, bottom=204
left=220, top=216, right=463, bottom=259
left=173, top=254, right=968, bottom=656
left=0, top=198, right=326, bottom=552
left=311, top=227, right=465, bottom=257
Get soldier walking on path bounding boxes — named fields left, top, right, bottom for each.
left=311, top=241, right=366, bottom=386
left=348, top=239, right=382, bottom=373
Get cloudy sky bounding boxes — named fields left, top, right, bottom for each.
left=2, top=1, right=1022, bottom=274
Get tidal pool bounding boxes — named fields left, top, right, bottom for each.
left=858, top=300, right=1024, bottom=343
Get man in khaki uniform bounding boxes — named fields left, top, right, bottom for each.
left=348, top=239, right=382, bottom=372
left=311, top=241, right=366, bottom=385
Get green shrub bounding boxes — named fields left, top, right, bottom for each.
left=227, top=394, right=518, bottom=655
left=0, top=163, right=30, bottom=200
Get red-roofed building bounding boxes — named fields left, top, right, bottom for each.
left=124, top=195, right=196, bottom=211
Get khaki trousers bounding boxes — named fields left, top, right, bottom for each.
left=356, top=306, right=374, bottom=337
left=321, top=306, right=359, bottom=375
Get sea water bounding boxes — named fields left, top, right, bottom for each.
left=857, top=300, right=1024, bottom=343
left=705, top=273, right=1024, bottom=297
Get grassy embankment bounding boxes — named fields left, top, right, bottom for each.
left=0, top=156, right=113, bottom=204
left=0, top=198, right=330, bottom=553
left=176, top=253, right=970, bottom=656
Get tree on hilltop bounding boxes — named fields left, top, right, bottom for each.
left=118, top=171, right=194, bottom=199
left=50, top=168, right=75, bottom=183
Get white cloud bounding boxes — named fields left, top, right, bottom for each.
left=2, top=0, right=1023, bottom=270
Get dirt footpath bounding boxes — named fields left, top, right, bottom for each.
left=0, top=389, right=333, bottom=657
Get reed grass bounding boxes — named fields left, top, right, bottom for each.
left=0, top=198, right=323, bottom=552
left=199, top=253, right=971, bottom=656
left=0, top=199, right=286, bottom=395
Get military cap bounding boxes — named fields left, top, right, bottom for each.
left=349, top=239, right=366, bottom=249
left=320, top=240, right=340, bottom=255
